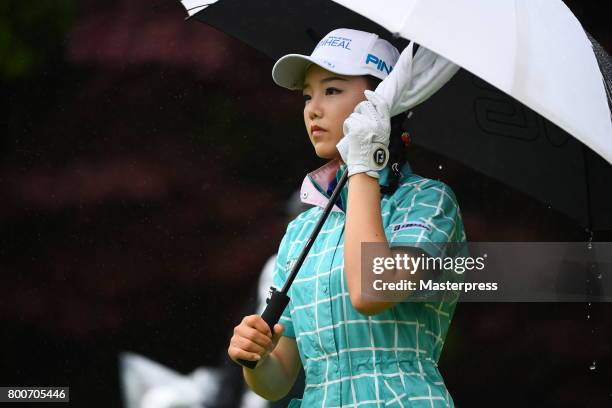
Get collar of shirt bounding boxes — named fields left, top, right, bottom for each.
left=299, top=158, right=414, bottom=213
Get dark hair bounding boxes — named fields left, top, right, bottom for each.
left=365, top=75, right=410, bottom=196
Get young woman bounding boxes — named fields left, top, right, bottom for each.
left=228, top=28, right=467, bottom=407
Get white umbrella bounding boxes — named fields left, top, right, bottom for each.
left=333, top=0, right=612, bottom=166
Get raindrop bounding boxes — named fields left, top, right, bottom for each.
left=588, top=302, right=592, bottom=306
left=438, top=164, right=444, bottom=170
left=597, top=273, right=602, bottom=279
left=587, top=242, right=593, bottom=250
left=589, top=361, right=596, bottom=371
left=483, top=253, right=488, bottom=258
left=587, top=315, right=590, bottom=319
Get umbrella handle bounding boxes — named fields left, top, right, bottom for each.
left=237, top=287, right=290, bottom=369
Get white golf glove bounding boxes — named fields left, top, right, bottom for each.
left=336, top=89, right=391, bottom=179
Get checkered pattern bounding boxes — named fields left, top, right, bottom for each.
left=264, top=161, right=467, bottom=407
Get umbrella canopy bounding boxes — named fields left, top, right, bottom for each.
left=333, top=0, right=612, bottom=165
left=180, top=0, right=612, bottom=230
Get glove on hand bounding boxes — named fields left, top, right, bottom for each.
left=336, top=89, right=391, bottom=179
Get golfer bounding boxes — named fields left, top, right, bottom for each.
left=228, top=28, right=467, bottom=407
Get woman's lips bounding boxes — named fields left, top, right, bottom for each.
left=311, top=126, right=326, bottom=137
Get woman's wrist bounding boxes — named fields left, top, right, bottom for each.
left=348, top=172, right=380, bottom=184
left=243, top=350, right=284, bottom=399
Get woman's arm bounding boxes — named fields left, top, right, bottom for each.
left=229, top=315, right=302, bottom=401
left=344, top=173, right=424, bottom=315
left=243, top=334, right=302, bottom=401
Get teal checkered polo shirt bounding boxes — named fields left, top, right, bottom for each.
left=263, top=158, right=467, bottom=407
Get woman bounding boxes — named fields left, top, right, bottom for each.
left=228, top=28, right=467, bottom=407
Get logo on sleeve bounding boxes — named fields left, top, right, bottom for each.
left=392, top=222, right=432, bottom=232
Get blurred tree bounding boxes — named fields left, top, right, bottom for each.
left=0, top=1, right=77, bottom=79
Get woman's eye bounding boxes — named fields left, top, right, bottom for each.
left=302, top=88, right=340, bottom=103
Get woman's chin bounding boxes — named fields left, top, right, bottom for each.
left=313, top=144, right=340, bottom=160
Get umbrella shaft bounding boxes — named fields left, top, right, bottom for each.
left=281, top=168, right=349, bottom=293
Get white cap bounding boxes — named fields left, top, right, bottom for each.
left=272, top=28, right=400, bottom=90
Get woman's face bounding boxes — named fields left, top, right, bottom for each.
left=302, top=64, right=370, bottom=160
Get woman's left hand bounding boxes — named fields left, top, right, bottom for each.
left=337, top=89, right=391, bottom=178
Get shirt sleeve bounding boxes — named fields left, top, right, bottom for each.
left=263, top=229, right=296, bottom=338
left=387, top=180, right=462, bottom=258
left=385, top=181, right=466, bottom=301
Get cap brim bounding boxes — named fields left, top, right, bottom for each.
left=272, top=54, right=315, bottom=90
left=272, top=54, right=369, bottom=91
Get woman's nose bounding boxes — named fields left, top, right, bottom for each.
left=306, top=95, right=323, bottom=120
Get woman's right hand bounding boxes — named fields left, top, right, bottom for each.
left=228, top=314, right=285, bottom=365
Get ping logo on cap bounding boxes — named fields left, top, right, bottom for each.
left=317, top=36, right=352, bottom=50
left=365, top=54, right=393, bottom=74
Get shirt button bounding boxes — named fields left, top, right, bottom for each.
left=302, top=191, right=308, bottom=199
left=323, top=286, right=328, bottom=295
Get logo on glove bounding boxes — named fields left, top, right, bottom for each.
left=363, top=142, right=389, bottom=173
left=373, top=148, right=387, bottom=166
